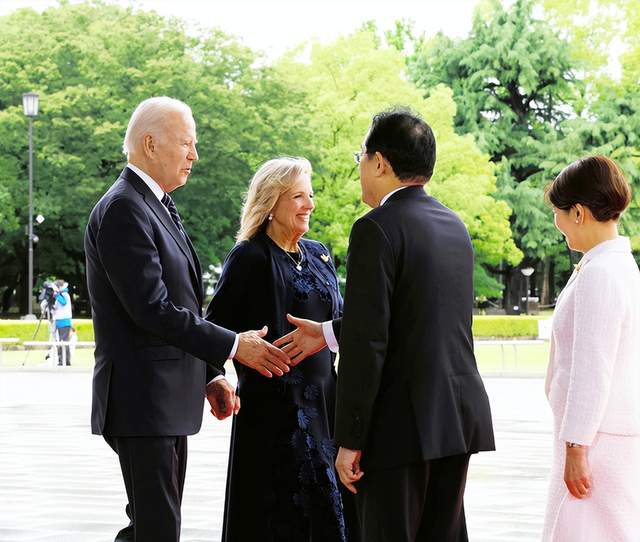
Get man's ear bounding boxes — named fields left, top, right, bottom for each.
left=142, top=134, right=155, bottom=159
left=374, top=151, right=389, bottom=177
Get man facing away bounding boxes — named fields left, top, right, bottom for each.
left=84, top=96, right=290, bottom=542
left=276, top=109, right=495, bottom=541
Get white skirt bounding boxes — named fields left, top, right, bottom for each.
left=542, top=432, right=640, bottom=541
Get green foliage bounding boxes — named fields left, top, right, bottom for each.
left=541, top=0, right=623, bottom=72
left=3, top=0, right=636, bottom=310
left=526, top=1, right=640, bottom=246
left=276, top=29, right=521, bottom=294
left=408, top=0, right=593, bottom=306
left=0, top=2, right=313, bottom=308
left=410, top=0, right=579, bottom=256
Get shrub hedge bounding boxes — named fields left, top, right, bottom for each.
left=472, top=315, right=543, bottom=338
left=0, top=315, right=546, bottom=343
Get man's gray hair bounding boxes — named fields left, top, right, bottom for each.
left=122, top=96, right=193, bottom=156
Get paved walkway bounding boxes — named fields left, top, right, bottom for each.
left=0, top=369, right=553, bottom=541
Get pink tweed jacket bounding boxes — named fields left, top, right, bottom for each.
left=545, top=236, right=640, bottom=444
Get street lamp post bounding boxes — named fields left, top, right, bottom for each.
left=521, top=267, right=535, bottom=315
left=22, top=92, right=39, bottom=320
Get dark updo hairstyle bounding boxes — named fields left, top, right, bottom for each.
left=546, top=156, right=632, bottom=222
left=364, top=108, right=436, bottom=184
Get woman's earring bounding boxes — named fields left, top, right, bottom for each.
left=575, top=219, right=579, bottom=224
left=268, top=213, right=273, bottom=221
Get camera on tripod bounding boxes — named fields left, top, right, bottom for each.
left=38, top=280, right=57, bottom=320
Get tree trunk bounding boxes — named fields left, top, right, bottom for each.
left=541, top=256, right=551, bottom=306
left=548, top=258, right=555, bottom=305
left=503, top=268, right=523, bottom=314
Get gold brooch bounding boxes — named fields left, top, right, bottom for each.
left=574, top=263, right=581, bottom=273
left=321, top=254, right=329, bottom=263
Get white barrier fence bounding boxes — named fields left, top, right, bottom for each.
left=475, top=339, right=548, bottom=375
left=0, top=338, right=20, bottom=365
left=20, top=340, right=95, bottom=367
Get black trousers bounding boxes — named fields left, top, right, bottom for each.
left=105, top=435, right=188, bottom=542
left=354, top=453, right=470, bottom=542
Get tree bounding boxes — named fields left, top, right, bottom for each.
left=409, top=0, right=581, bottom=307
left=0, top=2, right=313, bottom=313
left=540, top=0, right=640, bottom=247
left=276, top=29, right=522, bottom=296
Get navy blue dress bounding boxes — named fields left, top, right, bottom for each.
left=205, top=229, right=356, bottom=542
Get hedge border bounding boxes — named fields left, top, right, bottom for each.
left=1, top=315, right=545, bottom=342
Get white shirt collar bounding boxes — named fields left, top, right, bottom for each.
left=379, top=186, right=410, bottom=207
left=579, top=236, right=631, bottom=267
left=127, top=163, right=165, bottom=202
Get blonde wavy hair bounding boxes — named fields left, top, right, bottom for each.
left=237, top=157, right=312, bottom=241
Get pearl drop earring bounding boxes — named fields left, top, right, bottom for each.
left=268, top=213, right=273, bottom=221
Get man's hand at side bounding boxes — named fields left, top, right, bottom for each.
left=206, top=378, right=240, bottom=420
left=273, top=314, right=327, bottom=366
left=335, top=447, right=364, bottom=494
left=235, top=326, right=290, bottom=378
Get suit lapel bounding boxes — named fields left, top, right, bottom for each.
left=121, top=168, right=199, bottom=286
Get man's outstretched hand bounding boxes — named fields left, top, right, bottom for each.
left=206, top=378, right=240, bottom=420
left=273, top=314, right=327, bottom=366
left=235, top=326, right=290, bottom=378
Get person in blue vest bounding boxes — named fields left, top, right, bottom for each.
left=52, top=279, right=73, bottom=366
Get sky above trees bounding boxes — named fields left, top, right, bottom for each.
left=0, top=0, right=484, bottom=59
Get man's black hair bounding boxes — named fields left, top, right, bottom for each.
left=364, top=108, right=436, bottom=183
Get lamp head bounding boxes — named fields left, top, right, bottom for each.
left=22, top=92, right=39, bottom=118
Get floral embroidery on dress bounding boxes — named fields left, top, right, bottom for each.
left=290, top=258, right=333, bottom=303
left=304, top=384, right=319, bottom=401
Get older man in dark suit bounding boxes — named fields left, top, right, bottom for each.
left=276, top=109, right=495, bottom=541
left=85, top=96, right=290, bottom=542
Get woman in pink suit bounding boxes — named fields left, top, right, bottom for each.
left=543, top=156, right=640, bottom=541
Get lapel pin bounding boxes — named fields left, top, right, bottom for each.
left=321, top=254, right=329, bottom=263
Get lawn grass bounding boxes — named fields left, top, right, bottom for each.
left=474, top=341, right=549, bottom=374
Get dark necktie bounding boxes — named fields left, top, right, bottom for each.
left=161, top=194, right=185, bottom=238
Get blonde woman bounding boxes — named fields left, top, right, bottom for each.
left=205, top=158, right=356, bottom=541
left=543, top=156, right=640, bottom=541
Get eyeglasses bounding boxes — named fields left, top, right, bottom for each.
left=353, top=151, right=363, bottom=165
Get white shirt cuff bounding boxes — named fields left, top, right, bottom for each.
left=206, top=334, right=238, bottom=387
left=207, top=374, right=226, bottom=386
left=322, top=320, right=339, bottom=353
left=228, top=333, right=239, bottom=360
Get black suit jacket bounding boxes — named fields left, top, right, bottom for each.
left=334, top=186, right=495, bottom=468
left=85, top=167, right=236, bottom=437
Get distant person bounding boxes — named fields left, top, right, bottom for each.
left=52, top=279, right=72, bottom=366
left=276, top=109, right=495, bottom=541
left=543, top=156, right=640, bottom=541
left=84, top=96, right=290, bottom=542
